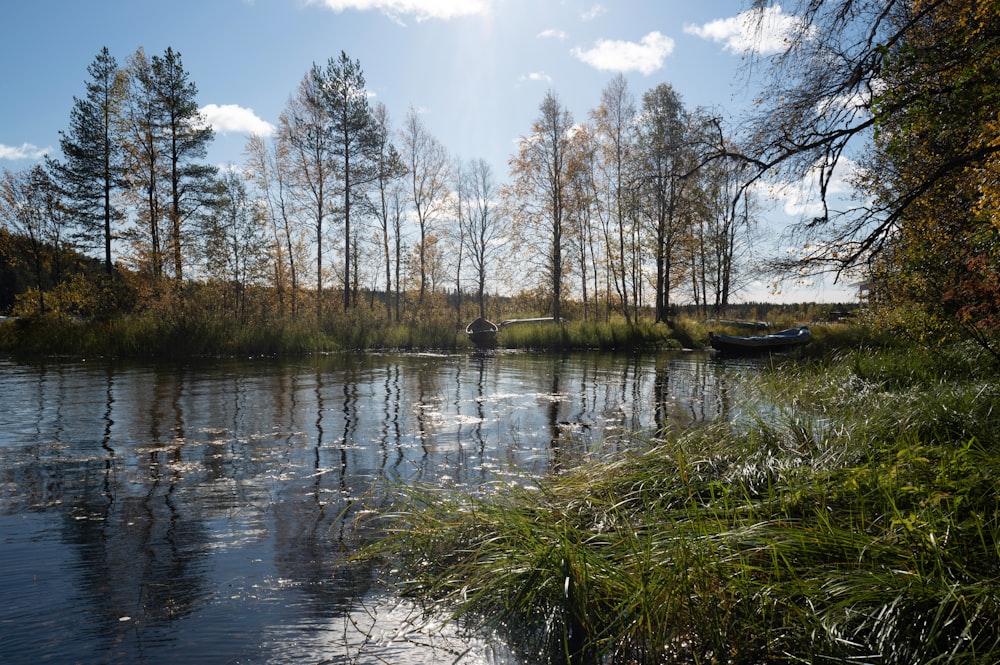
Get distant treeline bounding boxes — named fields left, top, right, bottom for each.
left=0, top=228, right=855, bottom=326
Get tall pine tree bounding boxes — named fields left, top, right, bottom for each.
left=150, top=47, right=217, bottom=282
left=313, top=51, right=377, bottom=310
left=120, top=47, right=166, bottom=280
left=47, top=47, right=124, bottom=276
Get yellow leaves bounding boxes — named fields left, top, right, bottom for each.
left=912, top=0, right=1000, bottom=40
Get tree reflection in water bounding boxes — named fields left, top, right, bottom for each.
left=0, top=351, right=763, bottom=664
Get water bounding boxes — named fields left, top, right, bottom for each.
left=0, top=350, right=762, bottom=664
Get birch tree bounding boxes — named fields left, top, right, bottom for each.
left=279, top=72, right=335, bottom=320
left=743, top=0, right=1000, bottom=337
left=564, top=124, right=600, bottom=320
left=200, top=169, right=268, bottom=323
left=244, top=133, right=302, bottom=317
left=635, top=83, right=689, bottom=322
left=0, top=166, right=67, bottom=314
left=859, top=0, right=1000, bottom=338
left=364, top=102, right=407, bottom=321
left=509, top=91, right=573, bottom=320
left=591, top=74, right=639, bottom=324
left=120, top=47, right=166, bottom=280
left=459, top=158, right=503, bottom=320
left=401, top=108, right=451, bottom=304
left=692, top=152, right=758, bottom=314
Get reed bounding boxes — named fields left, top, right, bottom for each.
left=366, top=343, right=1000, bottom=664
left=0, top=310, right=470, bottom=357
left=497, top=318, right=679, bottom=351
left=2, top=309, right=701, bottom=357
left=666, top=315, right=711, bottom=349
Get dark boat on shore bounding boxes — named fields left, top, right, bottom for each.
left=465, top=317, right=499, bottom=348
left=709, top=325, right=812, bottom=356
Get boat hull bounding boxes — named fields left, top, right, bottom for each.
left=709, top=326, right=812, bottom=356
left=465, top=317, right=499, bottom=348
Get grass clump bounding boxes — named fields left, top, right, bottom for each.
left=497, top=318, right=680, bottom=351
left=367, top=344, right=1000, bottom=664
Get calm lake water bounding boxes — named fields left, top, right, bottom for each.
left=0, top=350, right=763, bottom=664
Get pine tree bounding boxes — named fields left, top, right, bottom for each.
left=47, top=47, right=124, bottom=276
left=150, top=47, right=217, bottom=282
left=120, top=47, right=166, bottom=280
left=313, top=51, right=377, bottom=310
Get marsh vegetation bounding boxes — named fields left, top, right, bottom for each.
left=367, top=334, right=1000, bottom=664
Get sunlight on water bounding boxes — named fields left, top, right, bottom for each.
left=0, top=352, right=764, bottom=664
left=260, top=593, right=518, bottom=665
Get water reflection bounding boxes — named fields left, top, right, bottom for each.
left=0, top=351, right=762, bottom=664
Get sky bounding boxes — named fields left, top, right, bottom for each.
left=0, top=0, right=859, bottom=303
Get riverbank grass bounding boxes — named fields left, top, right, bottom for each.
left=368, top=343, right=1000, bottom=664
left=0, top=311, right=686, bottom=357
left=496, top=318, right=680, bottom=351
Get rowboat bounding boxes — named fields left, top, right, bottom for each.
left=465, top=317, right=499, bottom=348
left=709, top=325, right=812, bottom=356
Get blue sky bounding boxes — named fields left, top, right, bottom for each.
left=0, top=0, right=858, bottom=302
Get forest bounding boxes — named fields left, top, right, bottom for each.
left=2, top=0, right=1000, bottom=357
left=0, top=43, right=755, bottom=333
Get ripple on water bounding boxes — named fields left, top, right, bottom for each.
left=259, top=593, right=520, bottom=665
left=0, top=351, right=764, bottom=664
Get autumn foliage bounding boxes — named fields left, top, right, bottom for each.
left=867, top=0, right=1000, bottom=341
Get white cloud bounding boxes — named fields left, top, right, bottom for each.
left=683, top=5, right=811, bottom=55
left=774, top=157, right=857, bottom=218
left=308, top=0, right=489, bottom=22
left=571, top=31, right=675, bottom=75
left=815, top=91, right=870, bottom=118
left=537, top=28, right=567, bottom=41
left=581, top=4, right=606, bottom=21
left=200, top=104, right=275, bottom=136
left=519, top=71, right=553, bottom=84
left=0, top=142, right=49, bottom=160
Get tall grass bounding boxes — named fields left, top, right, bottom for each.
left=497, top=318, right=680, bottom=351
left=365, top=343, right=1000, bottom=664
left=0, top=311, right=474, bottom=357
left=1, top=310, right=710, bottom=357
left=3, top=314, right=342, bottom=357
